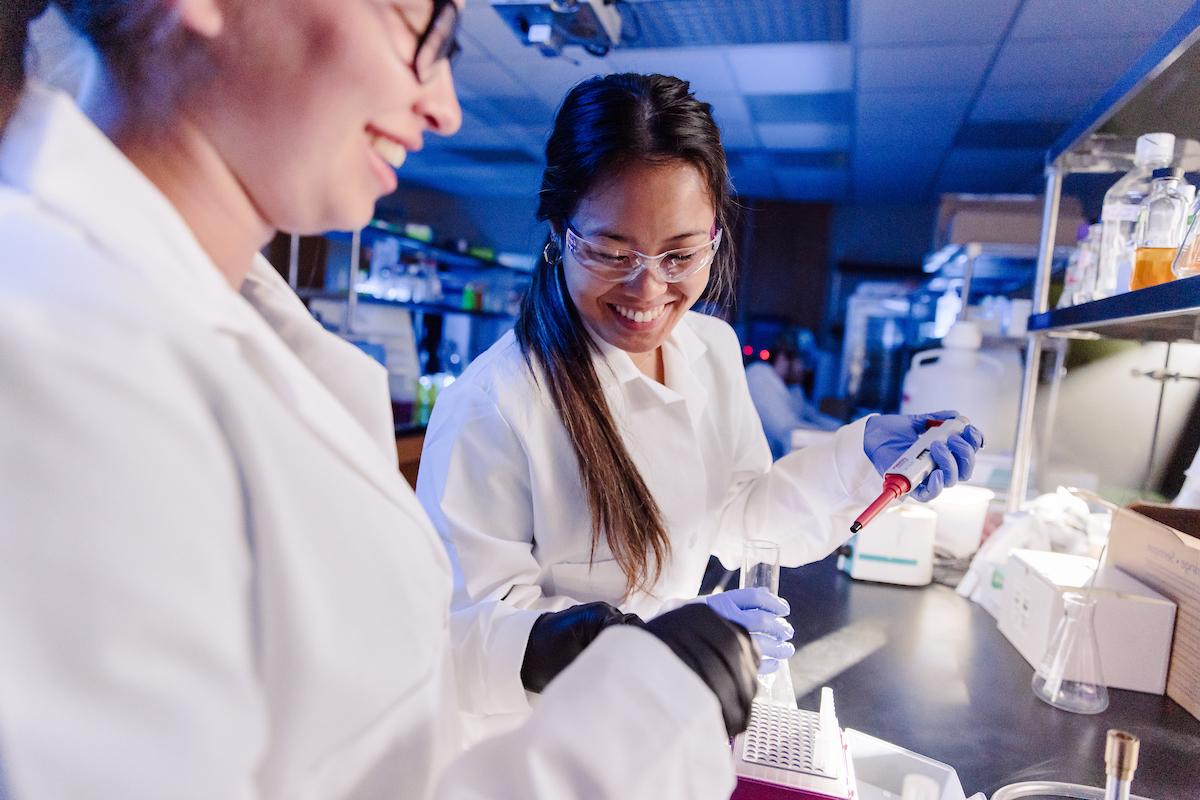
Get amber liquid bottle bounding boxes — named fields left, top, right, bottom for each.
left=1131, top=247, right=1178, bottom=289
left=1130, top=167, right=1188, bottom=291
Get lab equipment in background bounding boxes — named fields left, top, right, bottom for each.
left=839, top=285, right=911, bottom=415
left=731, top=692, right=854, bottom=800
left=733, top=692, right=985, bottom=800
left=988, top=730, right=1146, bottom=800
left=957, top=488, right=1099, bottom=617
left=835, top=504, right=936, bottom=586
left=742, top=539, right=781, bottom=697
left=1105, top=731, right=1140, bottom=800
left=1096, top=132, right=1176, bottom=298
left=1000, top=549, right=1176, bottom=697
left=900, top=322, right=1017, bottom=452
left=929, top=485, right=995, bottom=558
left=851, top=415, right=974, bottom=534
left=1031, top=591, right=1109, bottom=714
left=1058, top=223, right=1103, bottom=308
left=1130, top=168, right=1189, bottom=291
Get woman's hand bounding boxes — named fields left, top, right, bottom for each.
left=705, top=586, right=795, bottom=674
left=863, top=410, right=984, bottom=501
left=520, top=602, right=643, bottom=693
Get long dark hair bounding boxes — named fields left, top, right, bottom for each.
left=515, top=73, right=737, bottom=597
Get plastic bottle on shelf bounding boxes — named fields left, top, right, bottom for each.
left=1095, top=132, right=1176, bottom=298
left=1057, top=223, right=1091, bottom=309
left=1076, top=223, right=1102, bottom=303
left=1130, top=167, right=1187, bottom=290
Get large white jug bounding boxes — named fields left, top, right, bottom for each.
left=900, top=321, right=1016, bottom=452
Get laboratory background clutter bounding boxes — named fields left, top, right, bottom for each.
left=24, top=0, right=1200, bottom=798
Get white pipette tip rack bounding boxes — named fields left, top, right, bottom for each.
left=731, top=687, right=857, bottom=800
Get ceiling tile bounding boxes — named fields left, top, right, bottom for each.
left=988, top=35, right=1158, bottom=89
left=708, top=94, right=761, bottom=148
left=620, top=0, right=847, bottom=47
left=602, top=47, right=740, bottom=97
left=853, top=174, right=934, bottom=203
left=858, top=43, right=994, bottom=89
left=450, top=54, right=531, bottom=97
left=726, top=43, right=853, bottom=94
left=1011, top=0, right=1196, bottom=40
left=954, top=121, right=1068, bottom=150
left=933, top=148, right=1044, bottom=192
left=730, top=168, right=779, bottom=199
left=774, top=168, right=851, bottom=200
left=757, top=122, right=851, bottom=150
left=856, top=88, right=975, bottom=124
left=856, top=0, right=1021, bottom=45
left=746, top=93, right=853, bottom=125
left=970, top=86, right=1104, bottom=123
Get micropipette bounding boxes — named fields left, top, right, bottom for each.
left=850, top=415, right=977, bottom=534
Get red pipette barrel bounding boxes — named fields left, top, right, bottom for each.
left=849, top=474, right=912, bottom=533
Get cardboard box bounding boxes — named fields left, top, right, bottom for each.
left=998, top=549, right=1176, bottom=694
left=1106, top=504, right=1200, bottom=721
left=935, top=193, right=1085, bottom=248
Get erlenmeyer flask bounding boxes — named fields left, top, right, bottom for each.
left=1032, top=592, right=1109, bottom=714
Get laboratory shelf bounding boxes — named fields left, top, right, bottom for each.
left=298, top=289, right=517, bottom=321
left=1027, top=276, right=1200, bottom=342
left=921, top=242, right=1071, bottom=296
left=325, top=221, right=533, bottom=275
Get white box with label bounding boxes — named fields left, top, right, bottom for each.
left=997, top=549, right=1176, bottom=694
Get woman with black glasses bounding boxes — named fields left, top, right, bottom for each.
left=0, top=3, right=762, bottom=798
left=418, top=72, right=983, bottom=739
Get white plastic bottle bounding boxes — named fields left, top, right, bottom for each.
left=900, top=321, right=1016, bottom=451
left=1095, top=132, right=1176, bottom=298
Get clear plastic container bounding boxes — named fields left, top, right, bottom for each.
left=1059, top=223, right=1102, bottom=308
left=1172, top=195, right=1200, bottom=279
left=1031, top=592, right=1109, bottom=714
left=1095, top=132, right=1175, bottom=298
left=1131, top=168, right=1188, bottom=290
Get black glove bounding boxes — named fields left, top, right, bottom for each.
left=521, top=601, right=643, bottom=693
left=643, top=603, right=760, bottom=738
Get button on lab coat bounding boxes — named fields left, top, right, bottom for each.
left=418, top=311, right=881, bottom=726
left=0, top=83, right=736, bottom=800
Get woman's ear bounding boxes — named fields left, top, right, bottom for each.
left=173, top=0, right=223, bottom=38
left=549, top=219, right=563, bottom=239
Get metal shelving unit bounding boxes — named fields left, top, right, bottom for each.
left=1008, top=3, right=1200, bottom=510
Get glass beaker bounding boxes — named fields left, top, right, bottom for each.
left=1031, top=592, right=1109, bottom=714
left=741, top=539, right=781, bottom=696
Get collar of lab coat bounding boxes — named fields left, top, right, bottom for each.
left=588, top=314, right=710, bottom=427
left=0, top=83, right=413, bottom=512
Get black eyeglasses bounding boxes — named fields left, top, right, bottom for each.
left=389, top=0, right=463, bottom=84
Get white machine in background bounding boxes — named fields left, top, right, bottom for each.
left=900, top=321, right=1019, bottom=454
left=836, top=505, right=937, bottom=587
left=489, top=0, right=622, bottom=57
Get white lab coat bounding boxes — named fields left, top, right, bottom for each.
left=0, top=83, right=736, bottom=799
left=744, top=361, right=840, bottom=460
left=417, top=310, right=881, bottom=729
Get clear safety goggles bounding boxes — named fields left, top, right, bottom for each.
left=564, top=224, right=723, bottom=284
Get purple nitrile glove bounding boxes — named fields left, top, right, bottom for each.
left=706, top=587, right=795, bottom=674
left=863, top=410, right=985, bottom=502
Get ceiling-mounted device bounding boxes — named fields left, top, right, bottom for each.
left=489, top=0, right=622, bottom=58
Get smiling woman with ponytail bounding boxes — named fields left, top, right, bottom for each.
left=417, top=71, right=984, bottom=739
